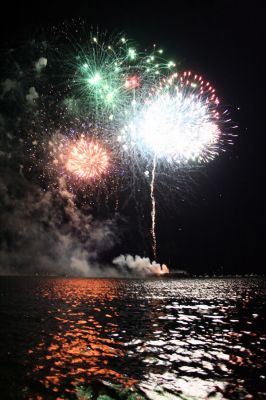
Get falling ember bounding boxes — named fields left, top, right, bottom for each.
left=65, top=138, right=109, bottom=180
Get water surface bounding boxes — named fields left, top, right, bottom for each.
left=0, top=277, right=265, bottom=399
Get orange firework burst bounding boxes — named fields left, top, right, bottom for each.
left=65, top=138, right=109, bottom=180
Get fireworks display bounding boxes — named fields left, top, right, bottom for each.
left=3, top=28, right=233, bottom=262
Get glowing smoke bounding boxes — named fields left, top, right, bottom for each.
left=112, top=254, right=169, bottom=277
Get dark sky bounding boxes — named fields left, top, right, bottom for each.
left=0, top=0, right=265, bottom=274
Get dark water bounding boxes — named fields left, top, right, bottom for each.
left=0, top=277, right=265, bottom=399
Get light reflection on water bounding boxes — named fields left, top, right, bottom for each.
left=0, top=277, right=265, bottom=399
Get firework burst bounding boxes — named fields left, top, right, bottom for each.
left=65, top=138, right=109, bottom=180
left=121, top=71, right=222, bottom=165
left=65, top=31, right=177, bottom=121
left=47, top=131, right=112, bottom=184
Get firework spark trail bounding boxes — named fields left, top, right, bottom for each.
left=150, top=155, right=157, bottom=260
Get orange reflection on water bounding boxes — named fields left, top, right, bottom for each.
left=29, top=279, right=137, bottom=397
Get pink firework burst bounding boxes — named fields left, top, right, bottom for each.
left=65, top=138, right=109, bottom=180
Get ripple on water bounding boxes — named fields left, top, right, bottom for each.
left=0, top=277, right=265, bottom=399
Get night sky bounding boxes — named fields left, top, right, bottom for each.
left=0, top=0, right=265, bottom=275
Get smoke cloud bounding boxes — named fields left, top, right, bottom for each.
left=112, top=254, right=169, bottom=277
left=1, top=79, right=17, bottom=97
left=35, top=57, right=47, bottom=74
left=26, top=86, right=39, bottom=105
left=0, top=174, right=119, bottom=276
left=0, top=172, right=169, bottom=277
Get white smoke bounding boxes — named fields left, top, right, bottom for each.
left=0, top=175, right=117, bottom=276
left=112, top=254, right=169, bottom=277
left=26, top=86, right=39, bottom=105
left=0, top=167, right=172, bottom=278
left=35, top=57, right=47, bottom=73
left=1, top=79, right=17, bottom=97
left=0, top=172, right=172, bottom=278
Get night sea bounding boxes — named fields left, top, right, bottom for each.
left=0, top=277, right=265, bottom=400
